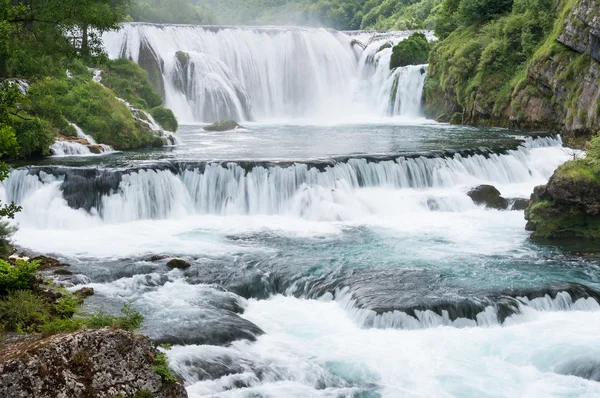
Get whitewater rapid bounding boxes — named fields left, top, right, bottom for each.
left=103, top=24, right=428, bottom=123
left=6, top=127, right=600, bottom=396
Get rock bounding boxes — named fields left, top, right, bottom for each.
left=436, top=114, right=450, bottom=123
left=468, top=185, right=509, bottom=210
left=30, top=255, right=69, bottom=270
left=87, top=145, right=103, bottom=154
left=166, top=258, right=191, bottom=269
left=53, top=269, right=74, bottom=275
left=0, top=329, right=187, bottom=398
left=525, top=172, right=600, bottom=240
left=145, top=254, right=168, bottom=262
left=74, top=287, right=95, bottom=297
left=204, top=120, right=242, bottom=132
left=508, top=198, right=530, bottom=211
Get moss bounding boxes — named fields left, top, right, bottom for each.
left=527, top=201, right=600, bottom=240
left=150, top=107, right=178, bottom=132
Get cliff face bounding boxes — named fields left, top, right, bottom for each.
left=425, top=0, right=600, bottom=143
left=0, top=329, right=188, bottom=398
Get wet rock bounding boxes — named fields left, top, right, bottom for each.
left=147, top=315, right=264, bottom=347
left=508, top=198, right=530, bottom=211
left=436, top=114, right=450, bottom=123
left=74, top=287, right=95, bottom=298
left=467, top=185, right=509, bottom=210
left=167, top=258, right=191, bottom=269
left=0, top=329, right=187, bottom=398
left=30, top=256, right=62, bottom=269
left=145, top=254, right=168, bottom=262
left=54, top=269, right=74, bottom=275
left=204, top=120, right=242, bottom=132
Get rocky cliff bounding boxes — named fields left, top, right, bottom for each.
left=0, top=329, right=188, bottom=398
left=425, top=0, right=600, bottom=144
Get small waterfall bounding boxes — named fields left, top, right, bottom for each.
left=50, top=124, right=114, bottom=157
left=4, top=136, right=565, bottom=226
left=103, top=24, right=431, bottom=123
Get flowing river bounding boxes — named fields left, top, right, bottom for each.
left=4, top=24, right=600, bottom=397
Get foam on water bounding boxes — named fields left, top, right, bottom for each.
left=168, top=295, right=600, bottom=397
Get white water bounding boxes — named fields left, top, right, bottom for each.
left=173, top=296, right=600, bottom=397
left=103, top=24, right=428, bottom=123
left=8, top=136, right=566, bottom=226
left=50, top=124, right=114, bottom=157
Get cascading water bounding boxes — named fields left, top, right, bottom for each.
left=50, top=124, right=114, bottom=156
left=102, top=24, right=430, bottom=123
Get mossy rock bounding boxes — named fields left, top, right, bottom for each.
left=150, top=107, right=178, bottom=132
left=390, top=33, right=430, bottom=70
left=204, top=120, right=242, bottom=132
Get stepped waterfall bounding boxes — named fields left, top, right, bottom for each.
left=103, top=24, right=428, bottom=123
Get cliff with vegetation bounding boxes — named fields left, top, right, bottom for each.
left=425, top=0, right=600, bottom=143
left=424, top=0, right=600, bottom=240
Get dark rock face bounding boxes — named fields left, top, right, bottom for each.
left=204, top=120, right=242, bottom=132
left=0, top=329, right=187, bottom=398
left=525, top=174, right=600, bottom=240
left=508, top=198, right=530, bottom=211
left=74, top=287, right=95, bottom=297
left=467, top=185, right=509, bottom=210
left=167, top=258, right=191, bottom=269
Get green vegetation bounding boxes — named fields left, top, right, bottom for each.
left=425, top=0, right=559, bottom=125
left=102, top=59, right=163, bottom=110
left=153, top=351, right=177, bottom=383
left=0, top=259, right=38, bottom=295
left=151, top=107, right=178, bottom=132
left=1, top=0, right=179, bottom=159
left=390, top=32, right=430, bottom=69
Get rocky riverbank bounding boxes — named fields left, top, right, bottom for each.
left=0, top=329, right=187, bottom=398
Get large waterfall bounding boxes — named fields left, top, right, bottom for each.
left=102, top=24, right=428, bottom=123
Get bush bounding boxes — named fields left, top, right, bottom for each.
left=390, top=32, right=430, bottom=69
left=0, top=290, right=49, bottom=333
left=0, top=259, right=39, bottom=295
left=150, top=107, right=178, bottom=132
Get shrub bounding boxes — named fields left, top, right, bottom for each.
left=390, top=32, right=430, bottom=69
left=153, top=352, right=177, bottom=383
left=0, top=290, right=49, bottom=333
left=0, top=259, right=39, bottom=295
left=150, top=107, right=178, bottom=132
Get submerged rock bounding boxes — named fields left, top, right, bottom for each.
left=467, top=185, right=509, bottom=210
left=167, top=258, right=191, bottom=269
left=204, top=120, right=242, bottom=132
left=0, top=329, right=187, bottom=398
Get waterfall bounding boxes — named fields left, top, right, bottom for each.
left=4, top=136, right=566, bottom=226
left=102, top=24, right=431, bottom=123
left=50, top=124, right=114, bottom=157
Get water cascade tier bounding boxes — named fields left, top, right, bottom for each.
left=103, top=24, right=428, bottom=123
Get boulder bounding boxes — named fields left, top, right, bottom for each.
left=204, top=120, right=242, bottom=132
left=166, top=258, right=191, bottom=269
left=0, top=329, right=187, bottom=398
left=467, top=185, right=509, bottom=210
